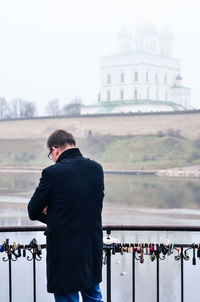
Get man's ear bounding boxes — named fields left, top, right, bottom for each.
left=55, top=147, right=61, bottom=157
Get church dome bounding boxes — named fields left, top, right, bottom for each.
left=117, top=27, right=132, bottom=39
left=137, top=24, right=158, bottom=36
left=117, top=27, right=133, bottom=53
left=176, top=74, right=183, bottom=81
left=160, top=29, right=174, bottom=40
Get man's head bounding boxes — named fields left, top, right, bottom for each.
left=47, top=129, right=76, bottom=163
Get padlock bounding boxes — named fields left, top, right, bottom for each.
left=5, top=239, right=9, bottom=250
left=122, top=247, right=126, bottom=253
left=29, top=238, right=37, bottom=249
left=103, top=251, right=107, bottom=265
left=161, top=244, right=169, bottom=255
left=112, top=248, right=115, bottom=255
left=167, top=244, right=173, bottom=256
left=151, top=253, right=156, bottom=262
left=145, top=244, right=149, bottom=255
left=37, top=245, right=42, bottom=256
left=13, top=242, right=19, bottom=250
left=115, top=244, right=121, bottom=253
left=163, top=239, right=171, bottom=246
left=174, top=247, right=181, bottom=260
left=127, top=247, right=132, bottom=253
left=23, top=248, right=26, bottom=257
left=197, top=244, right=200, bottom=258
left=140, top=243, right=144, bottom=263
left=192, top=244, right=196, bottom=265
left=0, top=241, right=5, bottom=252
left=17, top=247, right=21, bottom=258
left=150, top=243, right=154, bottom=254
left=132, top=246, right=137, bottom=253
left=156, top=245, right=161, bottom=256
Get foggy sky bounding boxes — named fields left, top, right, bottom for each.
left=0, top=0, right=199, bottom=114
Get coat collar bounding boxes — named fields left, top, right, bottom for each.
left=56, top=148, right=82, bottom=163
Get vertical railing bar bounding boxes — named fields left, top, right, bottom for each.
left=106, top=248, right=111, bottom=302
left=33, top=252, right=36, bottom=302
left=181, top=247, right=184, bottom=302
left=106, top=227, right=112, bottom=302
left=156, top=253, right=159, bottom=302
left=132, top=249, right=135, bottom=302
left=8, top=253, right=12, bottom=302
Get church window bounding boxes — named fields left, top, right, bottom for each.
left=134, top=72, right=138, bottom=81
left=164, top=74, right=167, bottom=84
left=120, top=72, right=124, bottom=82
left=155, top=73, right=158, bottom=83
left=134, top=89, right=138, bottom=99
left=107, top=91, right=110, bottom=101
left=185, top=98, right=187, bottom=106
left=165, top=90, right=168, bottom=101
left=146, top=89, right=150, bottom=99
left=120, top=90, right=124, bottom=100
left=156, top=89, right=159, bottom=100
left=146, top=72, right=149, bottom=82
left=151, top=40, right=156, bottom=51
left=107, top=74, right=111, bottom=84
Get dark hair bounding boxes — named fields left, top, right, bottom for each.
left=47, top=129, right=76, bottom=149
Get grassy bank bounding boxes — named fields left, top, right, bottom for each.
left=0, top=134, right=200, bottom=170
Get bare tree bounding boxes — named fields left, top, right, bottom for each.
left=0, top=98, right=9, bottom=119
left=20, top=101, right=36, bottom=118
left=10, top=99, right=36, bottom=118
left=62, top=97, right=82, bottom=116
left=10, top=99, right=19, bottom=118
left=45, top=99, right=60, bottom=116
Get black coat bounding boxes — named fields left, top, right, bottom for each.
left=28, top=148, right=104, bottom=294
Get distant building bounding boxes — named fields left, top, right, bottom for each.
left=82, top=26, right=191, bottom=114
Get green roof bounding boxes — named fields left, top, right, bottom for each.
left=83, top=99, right=187, bottom=113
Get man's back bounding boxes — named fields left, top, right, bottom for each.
left=28, top=147, right=104, bottom=295
left=46, top=148, right=104, bottom=234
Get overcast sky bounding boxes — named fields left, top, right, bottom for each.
left=0, top=0, right=199, bottom=113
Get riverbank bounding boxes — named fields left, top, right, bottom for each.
left=0, top=165, right=200, bottom=177
left=1, top=135, right=200, bottom=170
left=0, top=166, right=42, bottom=173
left=156, top=166, right=200, bottom=177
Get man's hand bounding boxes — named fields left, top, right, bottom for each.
left=43, top=206, right=48, bottom=215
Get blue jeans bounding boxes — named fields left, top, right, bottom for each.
left=54, top=284, right=103, bottom=302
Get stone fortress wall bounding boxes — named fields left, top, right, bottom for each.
left=0, top=110, right=200, bottom=140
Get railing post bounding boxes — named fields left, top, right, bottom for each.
left=181, top=247, right=184, bottom=302
left=33, top=252, right=36, bottom=302
left=106, top=227, right=112, bottom=302
left=8, top=252, right=12, bottom=302
left=132, top=248, right=135, bottom=302
left=106, top=248, right=111, bottom=302
left=156, top=252, right=159, bottom=302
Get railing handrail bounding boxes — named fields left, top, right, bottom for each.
left=1, top=224, right=200, bottom=232
left=1, top=225, right=200, bottom=302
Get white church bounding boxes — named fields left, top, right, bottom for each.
left=82, top=26, right=191, bottom=114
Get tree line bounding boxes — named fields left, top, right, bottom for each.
left=45, top=98, right=82, bottom=117
left=0, top=97, right=82, bottom=120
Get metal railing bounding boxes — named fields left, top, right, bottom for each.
left=1, top=225, right=200, bottom=302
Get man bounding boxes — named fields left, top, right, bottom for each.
left=28, top=129, right=104, bottom=302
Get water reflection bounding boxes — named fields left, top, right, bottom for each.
left=0, top=173, right=200, bottom=227
left=105, top=174, right=200, bottom=208
left=0, top=172, right=200, bottom=301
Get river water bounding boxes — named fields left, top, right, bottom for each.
left=0, top=171, right=200, bottom=302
